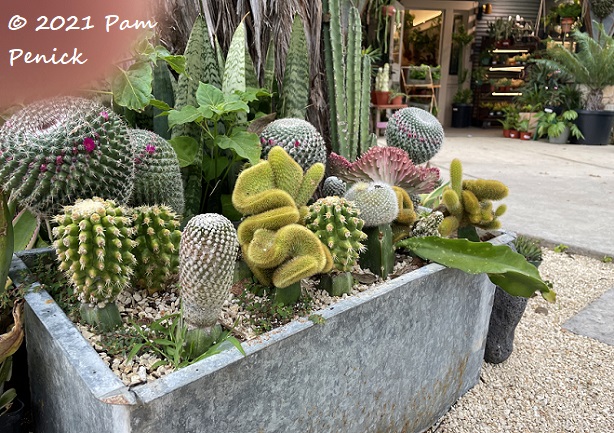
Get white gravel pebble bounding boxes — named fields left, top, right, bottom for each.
left=427, top=249, right=614, bottom=433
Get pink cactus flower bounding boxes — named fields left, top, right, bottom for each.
left=100, top=111, right=109, bottom=121
left=145, top=144, right=156, bottom=154
left=40, top=164, right=47, bottom=172
left=56, top=155, right=64, bottom=165
left=83, top=137, right=96, bottom=153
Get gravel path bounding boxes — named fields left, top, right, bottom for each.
left=427, top=249, right=614, bottom=433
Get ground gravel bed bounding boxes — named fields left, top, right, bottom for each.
left=427, top=249, right=614, bottom=433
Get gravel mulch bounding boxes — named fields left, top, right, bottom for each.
left=427, top=249, right=614, bottom=433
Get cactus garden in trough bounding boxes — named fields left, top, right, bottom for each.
left=0, top=5, right=555, bottom=391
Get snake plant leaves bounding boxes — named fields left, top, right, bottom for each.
left=223, top=21, right=247, bottom=96
left=280, top=14, right=309, bottom=119
left=396, top=236, right=556, bottom=303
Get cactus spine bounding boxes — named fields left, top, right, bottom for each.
left=179, top=214, right=238, bottom=330
left=52, top=198, right=136, bottom=331
left=323, top=0, right=373, bottom=160
left=0, top=97, right=134, bottom=217
left=132, top=205, right=182, bottom=294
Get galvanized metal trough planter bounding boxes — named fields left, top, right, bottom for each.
left=10, top=232, right=515, bottom=433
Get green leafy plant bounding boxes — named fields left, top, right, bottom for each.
left=537, top=24, right=614, bottom=110
left=602, top=256, right=613, bottom=263
left=396, top=236, right=556, bottom=302
left=497, top=105, right=520, bottom=130
left=127, top=313, right=244, bottom=370
left=453, top=88, right=473, bottom=104
left=535, top=109, right=584, bottom=139
left=554, top=243, right=569, bottom=253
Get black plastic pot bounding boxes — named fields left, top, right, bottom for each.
left=451, top=103, right=473, bottom=128
left=0, top=398, right=24, bottom=433
left=571, top=109, right=614, bottom=145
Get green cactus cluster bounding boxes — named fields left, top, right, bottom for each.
left=259, top=118, right=327, bottom=172
left=439, top=159, right=508, bottom=237
left=232, top=146, right=333, bottom=292
left=305, top=196, right=367, bottom=272
left=322, top=176, right=347, bottom=197
left=132, top=205, right=182, bottom=294
left=512, top=235, right=543, bottom=265
left=384, top=107, right=445, bottom=165
left=52, top=197, right=136, bottom=330
left=179, top=213, right=238, bottom=330
left=0, top=97, right=135, bottom=217
left=344, top=181, right=399, bottom=228
left=128, top=129, right=185, bottom=215
left=411, top=211, right=444, bottom=238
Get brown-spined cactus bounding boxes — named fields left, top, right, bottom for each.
left=0, top=97, right=135, bottom=217
left=232, top=146, right=332, bottom=300
left=328, top=146, right=440, bottom=195
left=344, top=181, right=398, bottom=228
left=128, top=129, right=185, bottom=215
left=259, top=118, right=327, bottom=171
left=439, top=158, right=508, bottom=238
left=52, top=197, right=136, bottom=331
left=305, top=196, right=367, bottom=272
left=384, top=107, right=445, bottom=165
left=132, top=205, right=182, bottom=294
left=179, top=213, right=238, bottom=331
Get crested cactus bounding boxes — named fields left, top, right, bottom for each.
left=52, top=197, right=136, bottom=330
left=128, top=129, right=185, bottom=215
left=322, top=176, right=347, bottom=197
left=328, top=146, right=440, bottom=195
left=344, top=181, right=399, bottom=228
left=439, top=158, right=509, bottom=238
left=384, top=107, right=445, bottom=165
left=132, top=205, right=182, bottom=294
left=305, top=197, right=367, bottom=272
left=0, top=97, right=135, bottom=217
left=232, top=146, right=332, bottom=295
left=179, top=213, right=238, bottom=330
left=259, top=118, right=327, bottom=172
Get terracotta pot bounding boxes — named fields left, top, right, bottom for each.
left=503, top=129, right=511, bottom=138
left=561, top=17, right=574, bottom=33
left=382, top=5, right=396, bottom=16
left=520, top=131, right=533, bottom=140
left=372, top=91, right=391, bottom=106
left=389, top=95, right=403, bottom=105
left=508, top=130, right=519, bottom=139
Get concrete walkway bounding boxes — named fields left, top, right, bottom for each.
left=431, top=127, right=614, bottom=258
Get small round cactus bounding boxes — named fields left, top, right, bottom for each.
left=322, top=176, right=347, bottom=197
left=259, top=118, right=327, bottom=171
left=344, top=181, right=398, bottom=227
left=52, top=197, right=136, bottom=330
left=0, top=97, right=135, bottom=217
left=179, top=213, right=238, bottom=330
left=384, top=107, right=444, bottom=165
left=128, top=129, right=185, bottom=215
left=132, top=205, right=182, bottom=294
left=305, top=197, right=367, bottom=272
left=411, top=211, right=444, bottom=238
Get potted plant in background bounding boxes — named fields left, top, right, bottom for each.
left=372, top=63, right=391, bottom=105
left=388, top=82, right=406, bottom=105
left=535, top=108, right=584, bottom=143
left=518, top=119, right=534, bottom=140
left=537, top=24, right=614, bottom=144
left=497, top=104, right=520, bottom=137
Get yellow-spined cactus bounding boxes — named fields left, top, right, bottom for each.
left=439, top=158, right=508, bottom=237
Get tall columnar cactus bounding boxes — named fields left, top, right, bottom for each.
left=323, top=0, right=373, bottom=160
left=129, top=129, right=185, bottom=215
left=305, top=197, right=367, bottom=272
left=439, top=158, right=509, bottom=238
left=132, top=205, right=182, bottom=294
left=344, top=181, right=399, bottom=228
left=384, top=107, right=445, bottom=165
left=179, top=213, right=238, bottom=330
left=0, top=97, right=135, bottom=217
left=232, top=146, right=332, bottom=296
left=259, top=118, right=327, bottom=172
left=52, top=198, right=136, bottom=330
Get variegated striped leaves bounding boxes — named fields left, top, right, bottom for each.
left=223, top=20, right=247, bottom=96
left=280, top=14, right=310, bottom=119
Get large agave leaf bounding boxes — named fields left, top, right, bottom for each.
left=0, top=194, right=13, bottom=295
left=223, top=21, right=247, bottom=95
left=280, top=14, right=310, bottom=119
left=12, top=208, right=40, bottom=251
left=396, top=236, right=556, bottom=302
